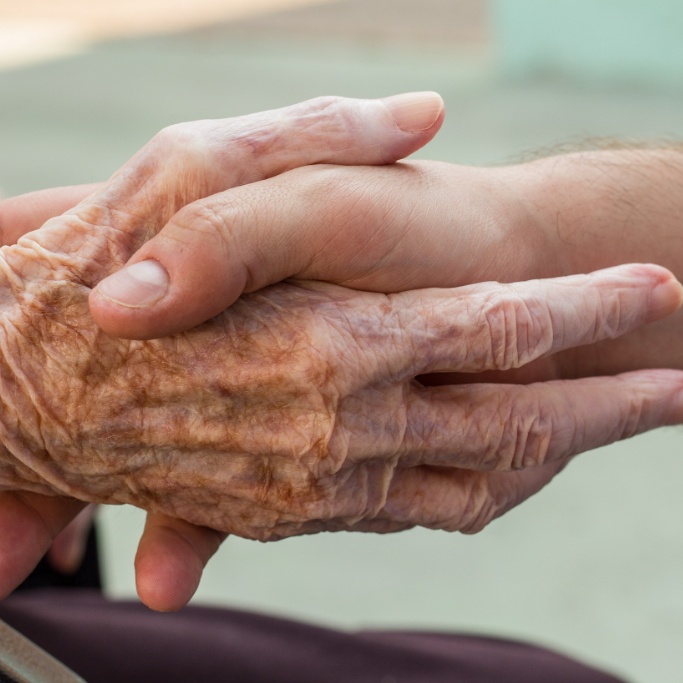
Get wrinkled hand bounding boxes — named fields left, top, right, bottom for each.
left=0, top=224, right=681, bottom=567
left=2, top=95, right=683, bottom=615
left=0, top=92, right=444, bottom=609
left=5, top=232, right=682, bottom=529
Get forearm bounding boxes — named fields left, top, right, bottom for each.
left=509, top=147, right=683, bottom=374
left=515, top=147, right=683, bottom=277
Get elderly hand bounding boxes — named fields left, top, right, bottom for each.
left=2, top=228, right=681, bottom=527
left=0, top=227, right=681, bottom=601
left=0, top=93, right=445, bottom=608
left=3, top=96, right=683, bottom=614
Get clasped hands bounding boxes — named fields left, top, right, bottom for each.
left=0, top=92, right=682, bottom=611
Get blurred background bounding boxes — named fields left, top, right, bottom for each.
left=2, top=1, right=683, bottom=681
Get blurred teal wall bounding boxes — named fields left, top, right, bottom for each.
left=492, top=0, right=683, bottom=86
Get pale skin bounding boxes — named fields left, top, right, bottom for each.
left=2, top=94, right=683, bottom=612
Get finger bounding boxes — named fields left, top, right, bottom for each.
left=46, top=503, right=97, bottom=574
left=378, top=460, right=563, bottom=534
left=397, top=368, right=683, bottom=470
left=392, top=264, right=683, bottom=378
left=134, top=512, right=226, bottom=612
left=240, top=460, right=562, bottom=539
left=0, top=492, right=85, bottom=596
left=86, top=92, right=445, bottom=338
left=0, top=184, right=101, bottom=244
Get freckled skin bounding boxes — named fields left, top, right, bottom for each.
left=0, top=246, right=409, bottom=540
left=0, top=100, right=441, bottom=542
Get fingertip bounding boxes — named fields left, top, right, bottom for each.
left=96, top=260, right=169, bottom=309
left=648, top=277, right=683, bottom=321
left=0, top=184, right=103, bottom=244
left=135, top=530, right=203, bottom=612
left=46, top=504, right=97, bottom=574
left=611, top=263, right=683, bottom=322
left=135, top=517, right=225, bottom=612
left=586, top=263, right=683, bottom=325
left=89, top=285, right=191, bottom=341
left=88, top=290, right=154, bottom=340
left=46, top=534, right=85, bottom=575
left=89, top=260, right=171, bottom=339
left=381, top=91, right=445, bottom=134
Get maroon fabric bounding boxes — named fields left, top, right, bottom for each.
left=0, top=590, right=628, bottom=683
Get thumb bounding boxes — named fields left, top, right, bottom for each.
left=89, top=91, right=444, bottom=338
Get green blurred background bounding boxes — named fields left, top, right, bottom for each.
left=2, top=1, right=683, bottom=681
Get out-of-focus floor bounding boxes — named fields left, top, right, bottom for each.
left=2, top=2, right=683, bottom=681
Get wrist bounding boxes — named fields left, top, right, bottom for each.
left=509, top=147, right=683, bottom=376
left=470, top=163, right=561, bottom=282
left=513, top=147, right=683, bottom=278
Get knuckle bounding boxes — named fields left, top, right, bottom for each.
left=152, top=122, right=195, bottom=151
left=486, top=393, right=555, bottom=470
left=615, top=384, right=646, bottom=440
left=147, top=124, right=209, bottom=178
left=595, top=286, right=629, bottom=340
left=290, top=95, right=365, bottom=154
left=477, top=289, right=553, bottom=371
left=170, top=200, right=235, bottom=251
left=126, top=123, right=212, bottom=215
left=296, top=96, right=352, bottom=134
left=446, top=476, right=496, bottom=534
left=301, top=95, right=347, bottom=116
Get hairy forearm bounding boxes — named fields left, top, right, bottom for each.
left=517, top=147, right=683, bottom=276
left=508, top=147, right=683, bottom=374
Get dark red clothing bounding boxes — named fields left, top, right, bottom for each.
left=0, top=590, right=627, bottom=683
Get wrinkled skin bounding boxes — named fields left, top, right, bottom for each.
left=0, top=211, right=680, bottom=540
left=0, top=96, right=683, bottom=600
left=0, top=93, right=454, bottom=603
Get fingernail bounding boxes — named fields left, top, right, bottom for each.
left=97, top=260, right=169, bottom=308
left=649, top=278, right=683, bottom=321
left=382, top=91, right=444, bottom=132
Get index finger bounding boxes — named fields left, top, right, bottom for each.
left=392, top=264, right=683, bottom=378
